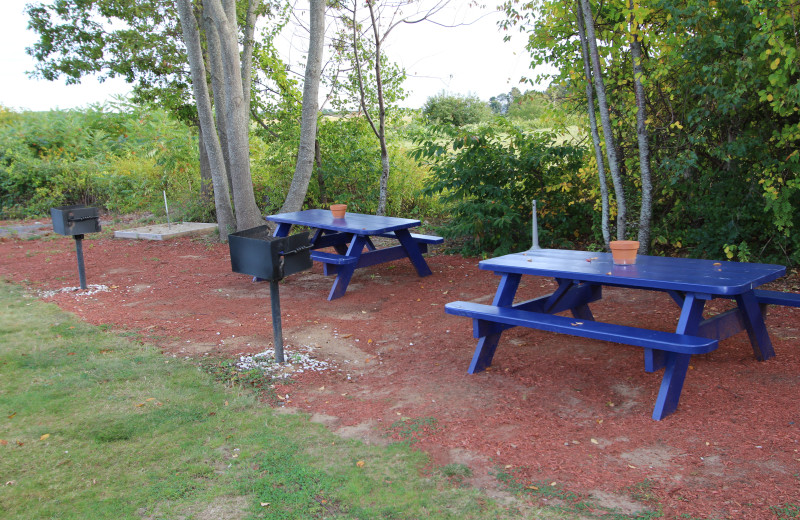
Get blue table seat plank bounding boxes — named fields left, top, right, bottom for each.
left=754, top=289, right=800, bottom=308
left=445, top=301, right=718, bottom=420
left=445, top=248, right=790, bottom=420
left=265, top=209, right=441, bottom=300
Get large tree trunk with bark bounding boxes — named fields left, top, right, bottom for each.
left=280, top=0, right=325, bottom=213
left=580, top=0, right=627, bottom=241
left=176, top=0, right=236, bottom=240
left=197, top=122, right=214, bottom=202
left=204, top=15, right=233, bottom=191
left=576, top=1, right=610, bottom=248
left=203, top=0, right=263, bottom=231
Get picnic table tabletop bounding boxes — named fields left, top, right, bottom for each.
left=480, top=249, right=786, bottom=296
left=265, top=209, right=421, bottom=235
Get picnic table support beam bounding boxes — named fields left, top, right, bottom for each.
left=646, top=293, right=707, bottom=372
left=324, top=235, right=368, bottom=300
left=468, top=273, right=520, bottom=373
left=651, top=352, right=692, bottom=420
left=393, top=228, right=433, bottom=277
left=735, top=291, right=775, bottom=361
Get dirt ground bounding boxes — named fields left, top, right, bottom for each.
left=2, top=220, right=799, bottom=519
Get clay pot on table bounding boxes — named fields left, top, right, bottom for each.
left=610, top=240, right=640, bottom=265
left=330, top=204, right=347, bottom=219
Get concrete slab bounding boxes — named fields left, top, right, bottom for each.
left=114, top=222, right=218, bottom=241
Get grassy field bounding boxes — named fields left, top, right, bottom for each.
left=0, top=281, right=562, bottom=520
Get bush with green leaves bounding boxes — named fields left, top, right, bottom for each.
left=422, top=92, right=491, bottom=127
left=0, top=104, right=200, bottom=219
left=314, top=116, right=443, bottom=217
left=251, top=116, right=443, bottom=218
left=413, top=120, right=590, bottom=256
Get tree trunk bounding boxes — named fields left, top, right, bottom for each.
left=241, top=0, right=260, bottom=119
left=576, top=2, right=610, bottom=248
left=367, top=1, right=390, bottom=216
left=315, top=139, right=327, bottom=205
left=197, top=122, right=214, bottom=202
left=204, top=15, right=233, bottom=192
left=176, top=0, right=236, bottom=240
left=629, top=2, right=652, bottom=253
left=203, top=0, right=263, bottom=231
left=280, top=0, right=325, bottom=213
left=580, top=0, right=627, bottom=240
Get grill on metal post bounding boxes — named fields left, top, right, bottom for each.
left=228, top=225, right=312, bottom=363
left=50, top=205, right=102, bottom=289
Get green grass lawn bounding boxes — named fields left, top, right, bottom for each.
left=0, top=281, right=560, bottom=520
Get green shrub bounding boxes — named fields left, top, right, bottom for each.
left=0, top=105, right=200, bottom=219
left=251, top=116, right=443, bottom=219
left=422, top=92, right=491, bottom=127
left=413, top=120, right=589, bottom=256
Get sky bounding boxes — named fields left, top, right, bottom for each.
left=0, top=1, right=551, bottom=112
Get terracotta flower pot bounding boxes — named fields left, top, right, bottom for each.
left=610, top=240, right=639, bottom=265
left=330, top=204, right=347, bottom=219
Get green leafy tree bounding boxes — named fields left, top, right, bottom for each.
left=25, top=0, right=306, bottom=239
left=502, top=0, right=800, bottom=264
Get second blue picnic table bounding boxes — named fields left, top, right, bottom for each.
left=265, top=209, right=442, bottom=300
left=445, top=248, right=792, bottom=419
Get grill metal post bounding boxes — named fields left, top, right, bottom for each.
left=269, top=279, right=285, bottom=363
left=228, top=227, right=312, bottom=364
left=74, top=234, right=87, bottom=290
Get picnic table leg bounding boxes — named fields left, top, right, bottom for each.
left=393, top=228, right=433, bottom=277
left=326, top=235, right=367, bottom=300
left=468, top=273, right=521, bottom=373
left=645, top=293, right=706, bottom=372
left=272, top=223, right=291, bottom=238
left=735, top=290, right=776, bottom=361
left=549, top=279, right=596, bottom=320
left=652, top=352, right=692, bottom=420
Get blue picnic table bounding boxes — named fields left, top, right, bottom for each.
left=445, top=248, right=797, bottom=420
left=265, top=209, right=442, bottom=300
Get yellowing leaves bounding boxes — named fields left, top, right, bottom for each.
left=39, top=434, right=50, bottom=441
left=136, top=397, right=162, bottom=407
left=771, top=57, right=781, bottom=70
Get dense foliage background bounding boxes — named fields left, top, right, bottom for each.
left=2, top=7, right=798, bottom=268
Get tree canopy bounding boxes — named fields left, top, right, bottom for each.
left=503, top=0, right=800, bottom=262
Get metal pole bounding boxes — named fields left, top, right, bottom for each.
left=163, top=190, right=171, bottom=230
left=74, top=234, right=87, bottom=289
left=531, top=200, right=541, bottom=250
left=269, top=279, right=285, bottom=363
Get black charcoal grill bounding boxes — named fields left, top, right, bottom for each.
left=50, top=205, right=102, bottom=289
left=229, top=225, right=312, bottom=362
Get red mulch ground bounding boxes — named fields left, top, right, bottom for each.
left=2, top=222, right=799, bottom=519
